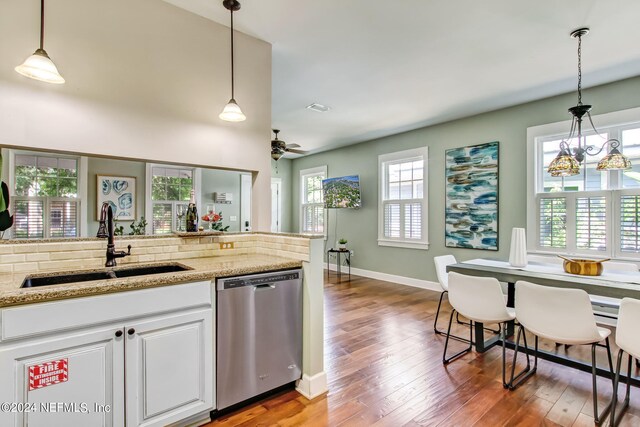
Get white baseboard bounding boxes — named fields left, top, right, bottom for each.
left=296, top=371, right=328, bottom=400
left=323, top=263, right=440, bottom=292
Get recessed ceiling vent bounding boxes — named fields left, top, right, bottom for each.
left=306, top=103, right=331, bottom=113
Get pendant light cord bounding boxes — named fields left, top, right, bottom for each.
left=39, top=0, right=45, bottom=50
left=230, top=8, right=235, bottom=99
left=576, top=33, right=582, bottom=105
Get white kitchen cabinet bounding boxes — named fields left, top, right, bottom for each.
left=125, top=309, right=212, bottom=427
left=0, top=325, right=125, bottom=427
left=0, top=281, right=214, bottom=427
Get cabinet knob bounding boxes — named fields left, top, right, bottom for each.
left=127, top=328, right=135, bottom=335
left=115, top=330, right=123, bottom=338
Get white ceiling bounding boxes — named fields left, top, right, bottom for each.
left=163, top=0, right=640, bottom=155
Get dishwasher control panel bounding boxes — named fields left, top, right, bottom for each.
left=218, top=270, right=301, bottom=290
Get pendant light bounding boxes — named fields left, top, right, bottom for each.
left=547, top=28, right=630, bottom=177
left=219, top=0, right=246, bottom=122
left=15, top=0, right=65, bottom=84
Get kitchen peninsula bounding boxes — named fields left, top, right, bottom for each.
left=0, top=232, right=326, bottom=427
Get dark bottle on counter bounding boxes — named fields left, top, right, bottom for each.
left=186, top=190, right=198, bottom=232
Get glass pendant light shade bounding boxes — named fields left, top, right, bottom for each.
left=219, top=98, right=246, bottom=122
left=596, top=147, right=632, bottom=171
left=15, top=48, right=65, bottom=84
left=548, top=147, right=580, bottom=177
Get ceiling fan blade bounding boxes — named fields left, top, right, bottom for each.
left=286, top=148, right=308, bottom=155
left=285, top=143, right=301, bottom=149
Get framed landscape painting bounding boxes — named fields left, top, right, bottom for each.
left=97, top=175, right=136, bottom=221
left=445, top=141, right=498, bottom=250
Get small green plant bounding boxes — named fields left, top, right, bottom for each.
left=113, top=217, right=147, bottom=236
left=129, top=216, right=147, bottom=235
left=338, top=238, right=348, bottom=245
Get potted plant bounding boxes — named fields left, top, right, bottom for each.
left=337, top=238, right=348, bottom=250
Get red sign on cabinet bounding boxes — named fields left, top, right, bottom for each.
left=28, top=358, right=68, bottom=391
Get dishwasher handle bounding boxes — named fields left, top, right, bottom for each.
left=254, top=284, right=275, bottom=291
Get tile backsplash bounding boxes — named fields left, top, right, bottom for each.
left=0, top=233, right=311, bottom=274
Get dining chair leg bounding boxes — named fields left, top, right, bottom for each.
left=591, top=342, right=613, bottom=425
left=610, top=351, right=633, bottom=427
left=508, top=325, right=536, bottom=390
left=434, top=291, right=475, bottom=344
left=433, top=291, right=446, bottom=334
left=605, top=337, right=615, bottom=384
left=442, top=309, right=473, bottom=365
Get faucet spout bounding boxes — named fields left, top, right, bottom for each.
left=97, top=202, right=131, bottom=267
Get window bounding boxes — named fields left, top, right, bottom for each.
left=12, top=154, right=80, bottom=238
left=300, top=166, right=326, bottom=234
left=149, top=166, right=195, bottom=234
left=527, top=106, right=640, bottom=259
left=378, top=147, right=429, bottom=249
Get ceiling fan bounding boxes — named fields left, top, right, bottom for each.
left=271, top=129, right=307, bottom=161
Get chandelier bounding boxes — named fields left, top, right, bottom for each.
left=547, top=28, right=631, bottom=177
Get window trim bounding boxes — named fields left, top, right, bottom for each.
left=6, top=149, right=87, bottom=238
left=377, top=147, right=429, bottom=250
left=145, top=163, right=201, bottom=235
left=299, top=165, right=327, bottom=236
left=527, top=106, right=640, bottom=259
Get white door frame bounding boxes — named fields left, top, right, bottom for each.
left=271, top=178, right=282, bottom=233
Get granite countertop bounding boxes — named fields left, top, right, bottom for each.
left=0, top=255, right=303, bottom=308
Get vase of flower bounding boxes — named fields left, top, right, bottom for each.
left=201, top=211, right=230, bottom=232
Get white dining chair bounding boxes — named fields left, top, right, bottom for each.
left=433, top=255, right=457, bottom=336
left=443, top=272, right=516, bottom=387
left=609, top=297, right=640, bottom=427
left=510, top=280, right=614, bottom=424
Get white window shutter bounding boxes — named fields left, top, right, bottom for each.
left=575, top=196, right=607, bottom=251
left=620, top=194, right=640, bottom=253
left=539, top=197, right=566, bottom=248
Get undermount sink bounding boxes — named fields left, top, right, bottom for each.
left=21, top=263, right=192, bottom=288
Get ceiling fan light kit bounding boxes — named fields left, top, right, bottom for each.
left=15, top=0, right=65, bottom=84
left=219, top=0, right=246, bottom=122
left=547, top=27, right=631, bottom=177
left=271, top=129, right=307, bottom=161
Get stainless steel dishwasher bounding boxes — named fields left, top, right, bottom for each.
left=216, top=269, right=303, bottom=410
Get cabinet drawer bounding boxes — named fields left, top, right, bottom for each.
left=1, top=281, right=212, bottom=342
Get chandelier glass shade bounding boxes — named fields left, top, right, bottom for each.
left=547, top=28, right=630, bottom=177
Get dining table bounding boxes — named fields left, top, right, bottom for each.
left=447, top=258, right=640, bottom=386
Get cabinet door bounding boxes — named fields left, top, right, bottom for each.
left=0, top=326, right=124, bottom=427
left=125, top=309, right=212, bottom=427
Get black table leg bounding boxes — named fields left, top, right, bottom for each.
left=506, top=282, right=515, bottom=337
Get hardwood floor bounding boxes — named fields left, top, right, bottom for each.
left=207, top=273, right=640, bottom=426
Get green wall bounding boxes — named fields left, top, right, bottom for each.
left=291, top=75, right=640, bottom=283
left=200, top=168, right=242, bottom=232
left=87, top=157, right=146, bottom=236
left=271, top=158, right=294, bottom=232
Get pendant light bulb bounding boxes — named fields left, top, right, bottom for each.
left=15, top=0, right=64, bottom=84
left=15, top=49, right=64, bottom=84
left=219, top=98, right=246, bottom=122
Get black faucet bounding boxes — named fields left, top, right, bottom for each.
left=97, top=202, right=131, bottom=267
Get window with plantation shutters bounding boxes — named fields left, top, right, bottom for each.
left=529, top=115, right=640, bottom=259
left=620, top=194, right=640, bottom=253
left=150, top=166, right=193, bottom=234
left=378, top=147, right=429, bottom=249
left=12, top=154, right=80, bottom=239
left=300, top=166, right=326, bottom=234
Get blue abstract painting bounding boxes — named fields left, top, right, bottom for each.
left=445, top=141, right=499, bottom=250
